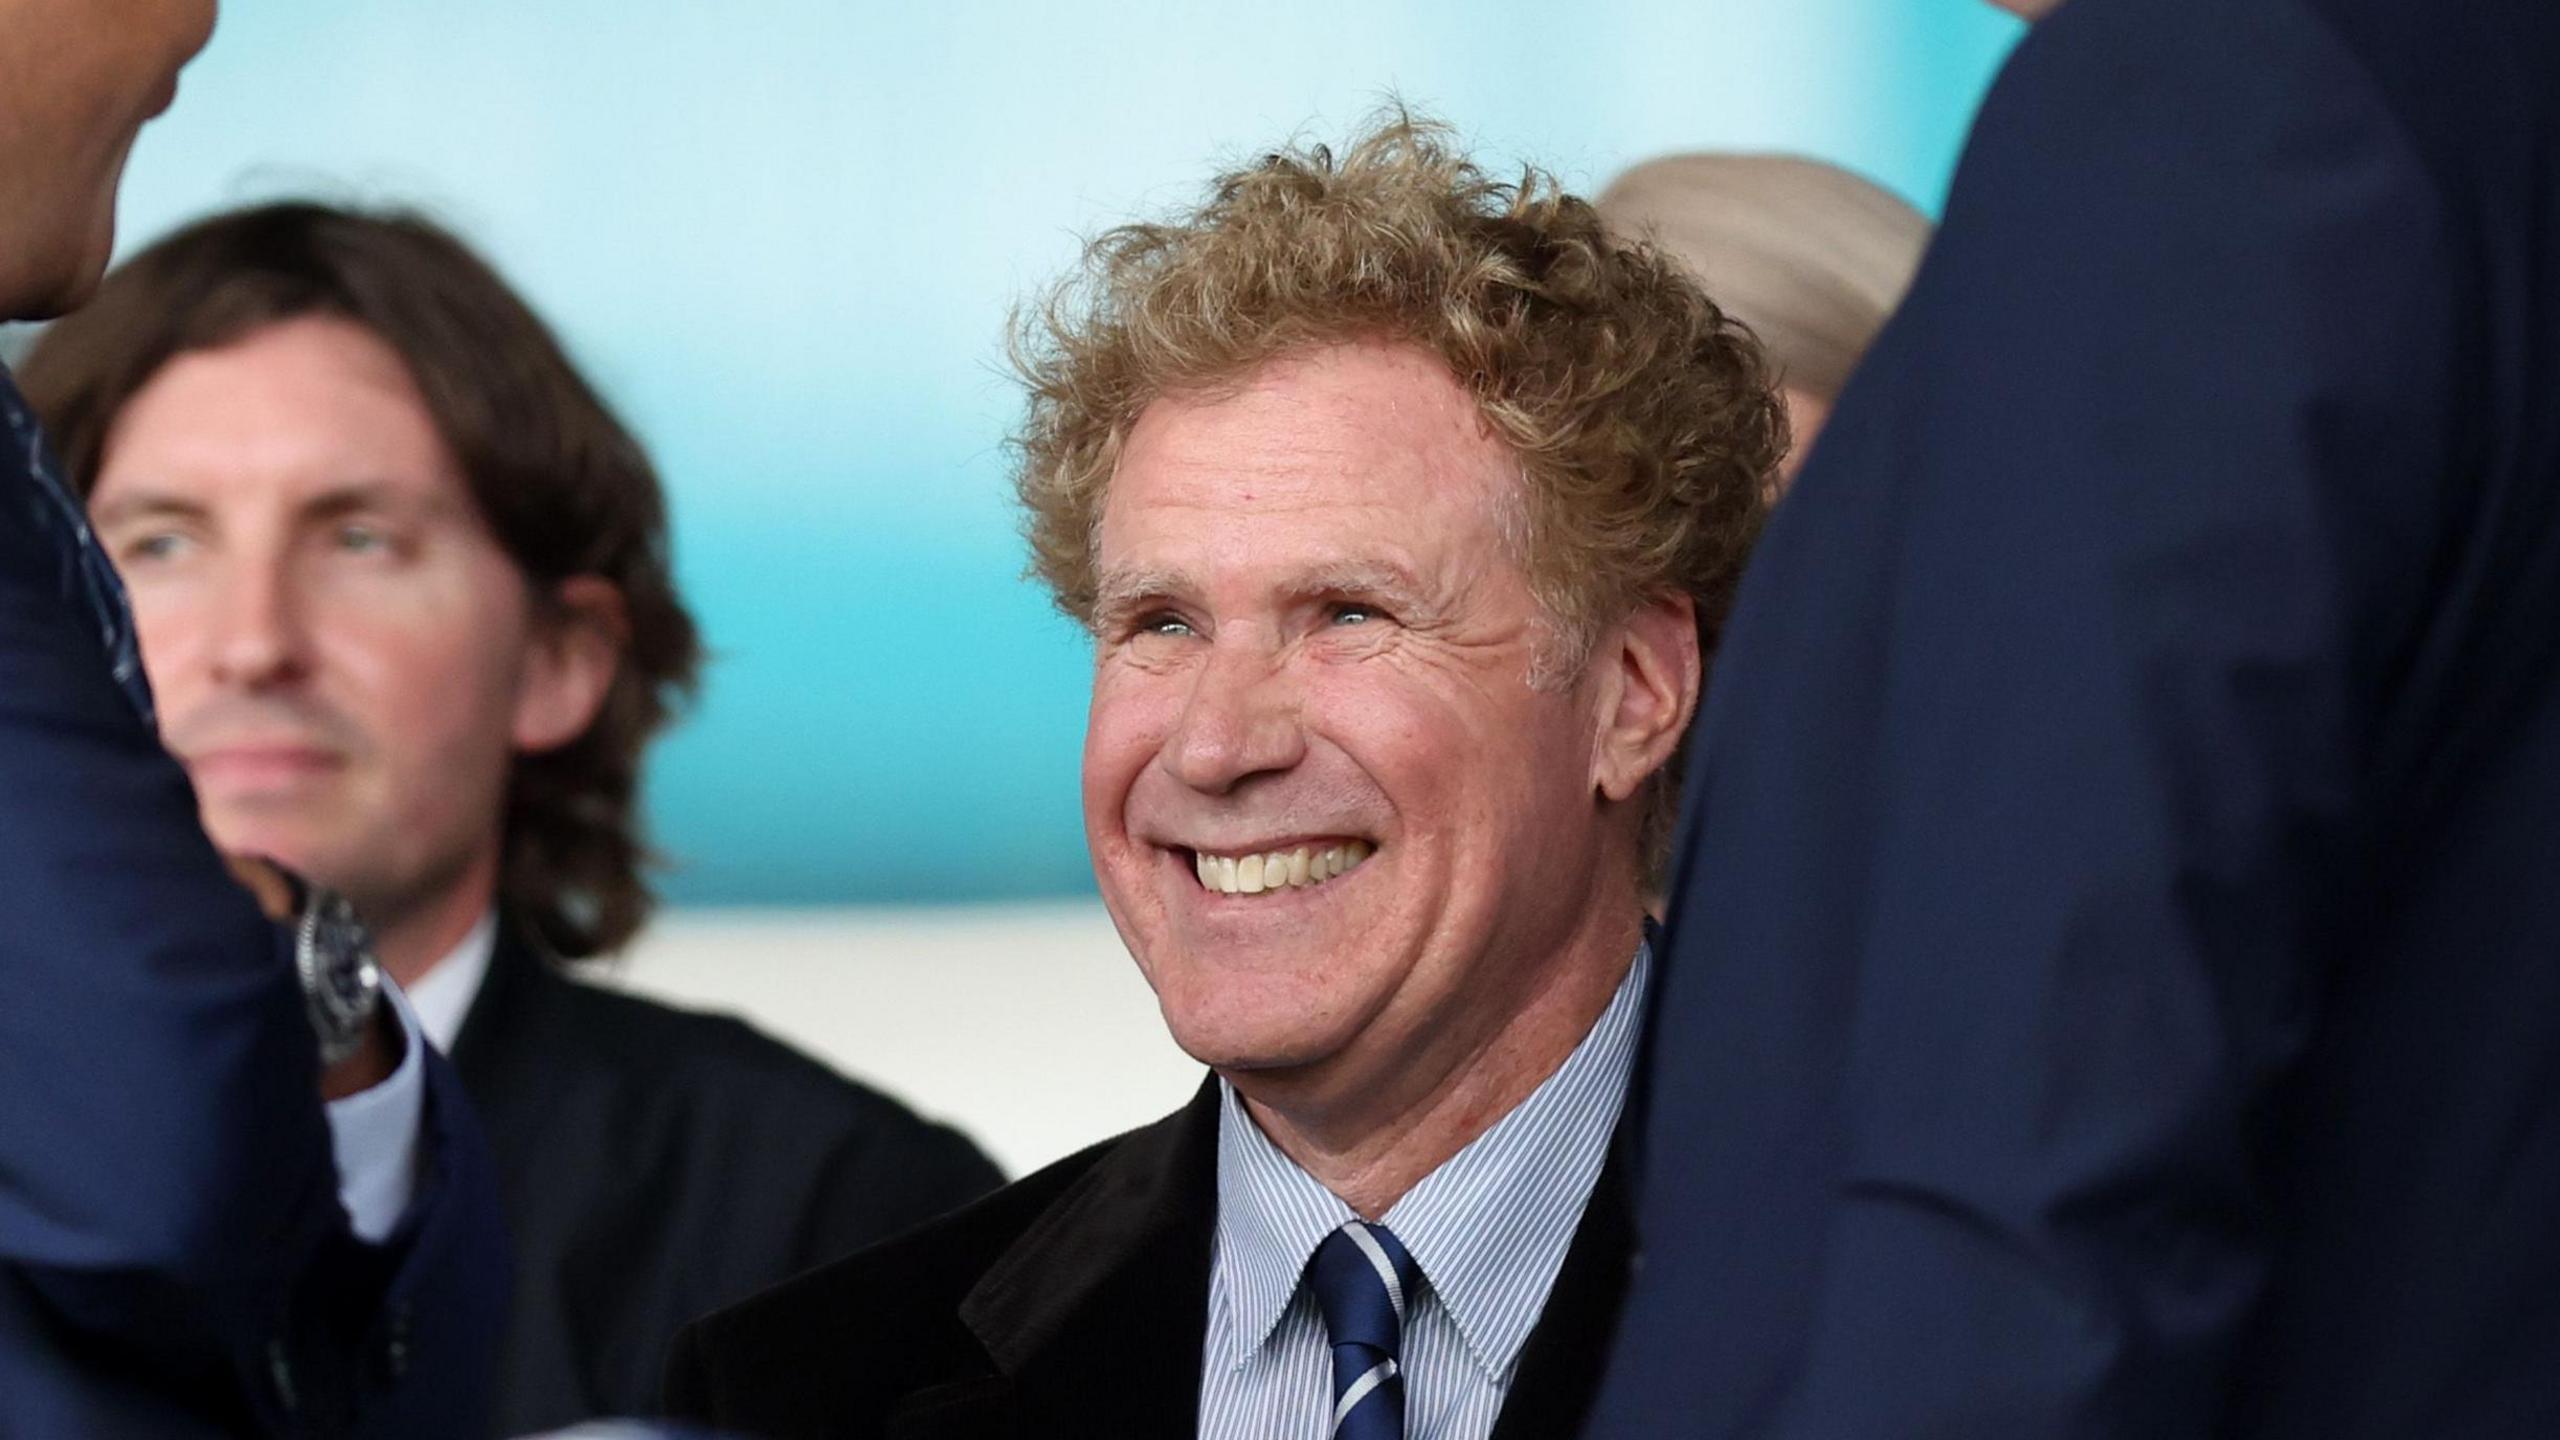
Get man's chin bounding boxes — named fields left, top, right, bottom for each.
left=4, top=205, right=116, bottom=321
left=1160, top=999, right=1359, bottom=1081
left=196, top=813, right=338, bottom=885
left=22, top=128, right=142, bottom=314
left=7, top=256, right=105, bottom=323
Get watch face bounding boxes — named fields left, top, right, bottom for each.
left=317, top=940, right=380, bottom=1010
left=300, top=889, right=383, bottom=1059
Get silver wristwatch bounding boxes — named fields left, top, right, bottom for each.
left=291, top=880, right=384, bottom=1067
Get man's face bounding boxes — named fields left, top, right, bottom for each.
left=0, top=0, right=216, bottom=317
left=88, top=315, right=577, bottom=929
left=1084, top=341, right=1627, bottom=1109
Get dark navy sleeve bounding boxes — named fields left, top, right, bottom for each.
left=1592, top=0, right=2469, bottom=1434
left=0, top=363, right=342, bottom=1284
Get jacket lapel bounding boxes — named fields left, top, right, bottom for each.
left=443, top=922, right=541, bottom=1095
left=1487, top=1138, right=1635, bottom=1440
left=891, top=1080, right=1222, bottom=1440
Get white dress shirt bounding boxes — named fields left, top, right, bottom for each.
left=326, top=910, right=497, bottom=1242
left=1198, top=942, right=1651, bottom=1440
left=323, top=977, right=428, bottom=1244
left=403, top=909, right=498, bottom=1054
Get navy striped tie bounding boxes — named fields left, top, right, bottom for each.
left=1307, top=1220, right=1421, bottom=1440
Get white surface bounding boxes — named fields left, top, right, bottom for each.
left=607, top=902, right=1204, bottom=1178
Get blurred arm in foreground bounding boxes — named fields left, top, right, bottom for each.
left=0, top=2, right=505, bottom=1434
left=1595, top=0, right=2560, bottom=1435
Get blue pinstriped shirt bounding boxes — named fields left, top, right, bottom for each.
left=1199, top=941, right=1650, bottom=1440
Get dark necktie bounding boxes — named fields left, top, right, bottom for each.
left=1307, top=1220, right=1422, bottom=1440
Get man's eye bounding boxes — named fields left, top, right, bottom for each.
left=1330, top=603, right=1382, bottom=626
left=334, top=523, right=391, bottom=554
left=1139, top=613, right=1196, bottom=638
left=120, top=532, right=191, bottom=564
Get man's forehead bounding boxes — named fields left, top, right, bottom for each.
left=90, top=474, right=458, bottom=525
left=1121, top=343, right=1494, bottom=469
left=1102, top=344, right=1518, bottom=539
left=91, top=318, right=467, bottom=510
left=1092, top=458, right=1486, bottom=604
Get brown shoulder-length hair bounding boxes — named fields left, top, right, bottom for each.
left=19, top=201, right=699, bottom=961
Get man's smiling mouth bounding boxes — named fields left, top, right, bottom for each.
left=1189, top=840, right=1374, bottom=896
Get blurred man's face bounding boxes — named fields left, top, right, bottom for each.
left=1987, top=0, right=2062, bottom=18
left=1082, top=341, right=1628, bottom=1114
left=88, top=315, right=607, bottom=935
left=0, top=0, right=216, bottom=318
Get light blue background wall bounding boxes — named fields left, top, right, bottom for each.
left=112, top=1, right=2021, bottom=904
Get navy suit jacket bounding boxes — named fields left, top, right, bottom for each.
left=1594, top=0, right=2560, bottom=1435
left=0, top=367, right=509, bottom=1437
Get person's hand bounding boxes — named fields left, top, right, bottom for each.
left=225, top=853, right=401, bottom=1099
left=224, top=852, right=298, bottom=920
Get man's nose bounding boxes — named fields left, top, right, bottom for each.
left=204, top=560, right=312, bottom=688
left=1162, top=634, right=1305, bottom=794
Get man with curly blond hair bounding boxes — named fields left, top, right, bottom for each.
left=667, top=114, right=1781, bottom=1440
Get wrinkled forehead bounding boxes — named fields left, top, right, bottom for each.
left=1093, top=342, right=1526, bottom=598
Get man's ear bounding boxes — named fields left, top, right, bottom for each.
left=513, top=575, right=628, bottom=754
left=1590, top=590, right=1701, bottom=803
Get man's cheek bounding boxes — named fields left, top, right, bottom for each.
left=1084, top=706, right=1171, bottom=807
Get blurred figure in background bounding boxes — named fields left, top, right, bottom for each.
left=22, top=201, right=1002, bottom=1435
left=1599, top=152, right=1930, bottom=494
left=665, top=114, right=1779, bottom=1440
left=1594, top=0, right=2560, bottom=1435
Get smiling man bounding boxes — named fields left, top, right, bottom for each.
left=665, top=115, right=1780, bottom=1439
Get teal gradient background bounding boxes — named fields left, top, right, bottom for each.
left=106, top=2, right=2022, bottom=903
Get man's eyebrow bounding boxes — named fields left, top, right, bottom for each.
left=1091, top=566, right=1195, bottom=620
left=1283, top=560, right=1425, bottom=605
left=297, top=481, right=443, bottom=521
left=91, top=480, right=458, bottom=536
left=89, top=490, right=210, bottom=528
left=1089, top=559, right=1436, bottom=623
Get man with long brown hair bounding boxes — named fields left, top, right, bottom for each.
left=22, top=200, right=1002, bottom=1434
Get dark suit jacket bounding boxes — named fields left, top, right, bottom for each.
left=664, top=1080, right=1633, bottom=1440
left=452, top=927, right=1005, bottom=1435
left=0, top=367, right=509, bottom=1437
left=1596, top=0, right=2560, bottom=1436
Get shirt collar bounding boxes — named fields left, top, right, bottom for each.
left=406, top=908, right=499, bottom=1053
left=1211, top=937, right=1652, bottom=1381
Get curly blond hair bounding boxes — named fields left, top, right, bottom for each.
left=1012, top=113, right=1784, bottom=866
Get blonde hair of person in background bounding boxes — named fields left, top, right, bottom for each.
left=1598, top=153, right=1931, bottom=492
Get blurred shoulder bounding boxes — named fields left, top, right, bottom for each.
left=541, top=964, right=886, bottom=1098
left=663, top=1125, right=1139, bottom=1434
left=463, top=944, right=998, bottom=1188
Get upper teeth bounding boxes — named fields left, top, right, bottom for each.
left=1194, top=841, right=1373, bottom=896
